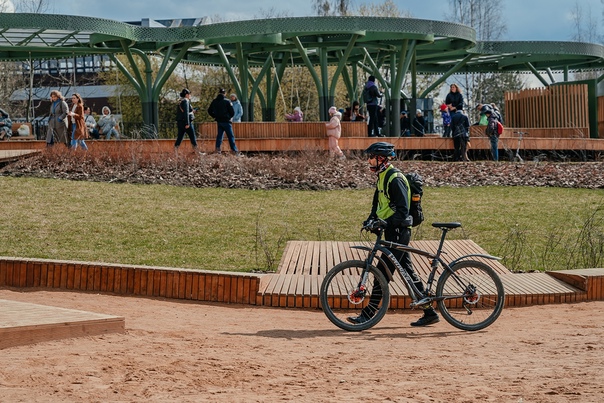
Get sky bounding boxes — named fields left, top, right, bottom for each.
left=49, top=0, right=603, bottom=43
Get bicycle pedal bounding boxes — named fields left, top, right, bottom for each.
left=410, top=297, right=432, bottom=308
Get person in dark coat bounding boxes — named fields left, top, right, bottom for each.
left=208, top=88, right=241, bottom=156
left=412, top=109, right=425, bottom=137
left=450, top=105, right=470, bottom=162
left=175, top=88, right=198, bottom=152
left=445, top=83, right=464, bottom=111
left=363, top=75, right=383, bottom=137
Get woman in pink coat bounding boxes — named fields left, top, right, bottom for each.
left=325, top=106, right=345, bottom=159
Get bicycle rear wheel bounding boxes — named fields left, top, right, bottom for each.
left=320, top=260, right=390, bottom=332
left=435, top=260, right=505, bottom=331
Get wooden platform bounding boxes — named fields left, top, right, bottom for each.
left=257, top=240, right=590, bottom=309
left=0, top=149, right=39, bottom=163
left=1, top=135, right=604, bottom=156
left=0, top=299, right=125, bottom=349
left=1, top=241, right=603, bottom=316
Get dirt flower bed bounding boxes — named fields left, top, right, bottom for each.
left=2, top=147, right=604, bottom=189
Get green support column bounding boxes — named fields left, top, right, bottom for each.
left=248, top=56, right=273, bottom=122
left=292, top=36, right=324, bottom=121
left=319, top=44, right=330, bottom=120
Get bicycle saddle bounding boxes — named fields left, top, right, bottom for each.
left=431, top=222, right=462, bottom=229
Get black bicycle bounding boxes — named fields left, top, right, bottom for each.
left=320, top=220, right=505, bottom=332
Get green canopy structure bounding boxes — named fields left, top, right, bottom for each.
left=1, top=13, right=603, bottom=136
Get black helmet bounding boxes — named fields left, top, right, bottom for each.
left=180, top=88, right=190, bottom=97
left=364, top=142, right=396, bottom=158
left=480, top=104, right=492, bottom=114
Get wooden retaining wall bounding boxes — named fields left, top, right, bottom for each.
left=0, top=257, right=264, bottom=305
left=3, top=248, right=602, bottom=311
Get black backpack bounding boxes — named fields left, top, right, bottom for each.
left=384, top=168, right=425, bottom=227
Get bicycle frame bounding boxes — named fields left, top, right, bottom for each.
left=352, top=226, right=501, bottom=306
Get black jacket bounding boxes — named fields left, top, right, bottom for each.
left=176, top=98, right=193, bottom=126
left=451, top=110, right=470, bottom=138
left=208, top=94, right=234, bottom=123
left=445, top=91, right=464, bottom=111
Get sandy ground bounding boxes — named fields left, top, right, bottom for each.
left=0, top=289, right=602, bottom=403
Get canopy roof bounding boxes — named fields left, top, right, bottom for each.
left=2, top=13, right=603, bottom=129
left=0, top=14, right=603, bottom=72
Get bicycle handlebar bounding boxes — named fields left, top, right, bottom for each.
left=362, top=218, right=387, bottom=233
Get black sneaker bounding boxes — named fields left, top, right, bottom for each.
left=410, top=311, right=440, bottom=327
left=346, top=314, right=370, bottom=324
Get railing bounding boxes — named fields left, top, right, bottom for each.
left=198, top=121, right=367, bottom=139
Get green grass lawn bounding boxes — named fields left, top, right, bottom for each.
left=1, top=176, right=603, bottom=272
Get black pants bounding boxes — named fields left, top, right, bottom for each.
left=175, top=121, right=198, bottom=148
left=367, top=105, right=380, bottom=137
left=362, top=226, right=424, bottom=318
left=379, top=226, right=421, bottom=286
left=453, top=135, right=468, bottom=161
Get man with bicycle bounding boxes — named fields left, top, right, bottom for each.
left=347, top=142, right=439, bottom=327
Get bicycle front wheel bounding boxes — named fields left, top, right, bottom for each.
left=436, top=260, right=505, bottom=331
left=320, top=260, right=390, bottom=332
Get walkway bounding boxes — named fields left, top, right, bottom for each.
left=2, top=240, right=603, bottom=348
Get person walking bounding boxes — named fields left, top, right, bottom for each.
left=46, top=90, right=69, bottom=147
left=230, top=93, right=243, bottom=123
left=67, top=93, right=88, bottom=150
left=175, top=88, right=199, bottom=152
left=208, top=88, right=241, bottom=156
left=347, top=141, right=439, bottom=327
left=325, top=106, right=345, bottom=159
left=450, top=105, right=470, bottom=162
left=484, top=106, right=500, bottom=161
left=363, top=75, right=383, bottom=137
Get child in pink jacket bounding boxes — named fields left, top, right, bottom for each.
left=326, top=106, right=345, bottom=159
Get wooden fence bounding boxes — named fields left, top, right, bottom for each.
left=505, top=84, right=589, bottom=130
left=598, top=96, right=604, bottom=138
left=198, top=121, right=367, bottom=139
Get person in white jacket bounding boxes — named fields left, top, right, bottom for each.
left=325, top=106, right=345, bottom=159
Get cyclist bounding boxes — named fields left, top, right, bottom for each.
left=347, top=142, right=439, bottom=327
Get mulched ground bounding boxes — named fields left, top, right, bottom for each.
left=2, top=148, right=604, bottom=189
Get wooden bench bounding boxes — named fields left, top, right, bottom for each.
left=8, top=123, right=35, bottom=140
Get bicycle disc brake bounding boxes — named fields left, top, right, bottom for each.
left=347, top=285, right=367, bottom=305
left=462, top=284, right=480, bottom=314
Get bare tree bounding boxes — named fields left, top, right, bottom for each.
left=313, top=0, right=351, bottom=16
left=446, top=0, right=516, bottom=121
left=0, top=0, right=15, bottom=12
left=356, top=0, right=412, bottom=17
left=570, top=1, right=601, bottom=43
left=569, top=1, right=603, bottom=80
left=447, top=0, right=507, bottom=42
left=14, top=0, right=50, bottom=13
left=253, top=7, right=292, bottom=19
